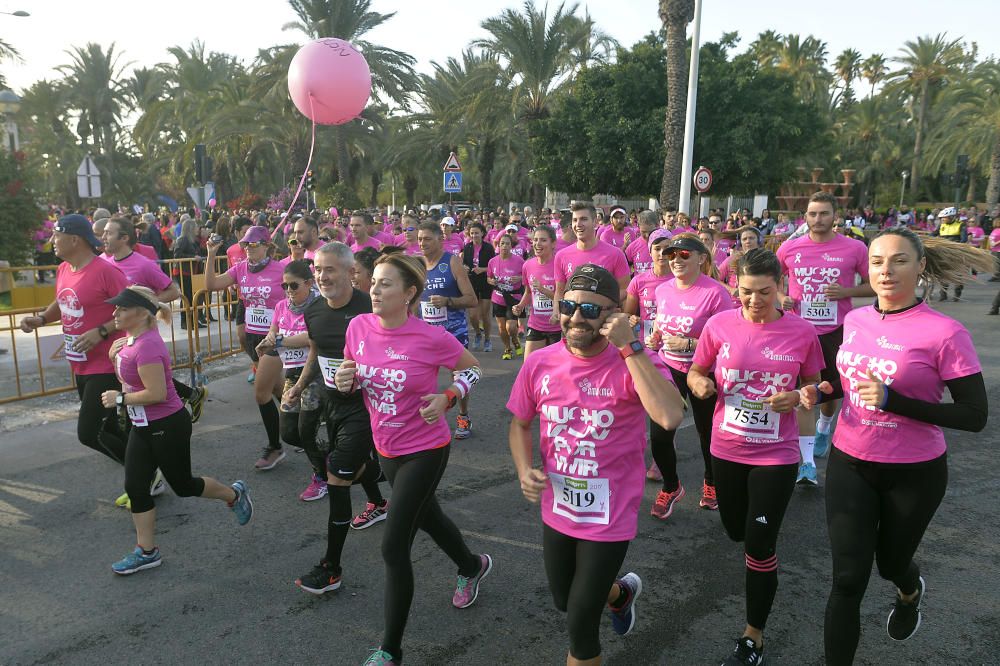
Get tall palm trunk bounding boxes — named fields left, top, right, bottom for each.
left=966, top=167, right=977, bottom=203
left=479, top=138, right=496, bottom=210
left=404, top=175, right=418, bottom=208
left=369, top=171, right=381, bottom=208
left=658, top=0, right=695, bottom=210
left=986, top=137, right=1000, bottom=208
left=909, top=80, right=929, bottom=196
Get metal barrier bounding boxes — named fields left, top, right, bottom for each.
left=0, top=257, right=244, bottom=405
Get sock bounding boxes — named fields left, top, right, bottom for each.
left=258, top=398, right=281, bottom=448
left=141, top=546, right=157, bottom=556
left=799, top=436, right=815, bottom=466
left=816, top=413, right=834, bottom=434
left=609, top=581, right=630, bottom=609
left=357, top=462, right=384, bottom=505
left=324, top=485, right=352, bottom=574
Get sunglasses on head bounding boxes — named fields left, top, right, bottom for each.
left=281, top=281, right=303, bottom=291
left=665, top=248, right=693, bottom=260
left=558, top=299, right=612, bottom=320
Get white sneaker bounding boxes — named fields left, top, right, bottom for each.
left=150, top=469, right=167, bottom=496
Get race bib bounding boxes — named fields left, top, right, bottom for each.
left=246, top=306, right=274, bottom=330
left=721, top=395, right=780, bottom=441
left=549, top=473, right=610, bottom=525
left=420, top=301, right=448, bottom=324
left=642, top=319, right=655, bottom=342
left=280, top=346, right=307, bottom=368
left=532, top=291, right=553, bottom=315
left=318, top=355, right=344, bottom=389
left=126, top=404, right=148, bottom=427
left=64, top=334, right=87, bottom=362
left=800, top=298, right=838, bottom=326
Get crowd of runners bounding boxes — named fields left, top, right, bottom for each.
left=19, top=191, right=994, bottom=665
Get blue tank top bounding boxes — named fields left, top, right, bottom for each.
left=421, top=252, right=469, bottom=344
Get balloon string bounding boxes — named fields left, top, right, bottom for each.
left=275, top=94, right=318, bottom=235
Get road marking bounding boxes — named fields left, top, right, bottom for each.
left=463, top=530, right=543, bottom=551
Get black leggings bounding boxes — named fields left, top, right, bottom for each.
left=543, top=525, right=630, bottom=660
left=279, top=373, right=324, bottom=476
left=75, top=373, right=126, bottom=464
left=712, top=456, right=797, bottom=631
left=123, top=407, right=206, bottom=514
left=824, top=448, right=947, bottom=665
left=651, top=365, right=716, bottom=491
left=378, top=446, right=479, bottom=660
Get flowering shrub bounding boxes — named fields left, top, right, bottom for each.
left=0, top=149, right=44, bottom=265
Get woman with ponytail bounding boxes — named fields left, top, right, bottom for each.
left=100, top=286, right=253, bottom=576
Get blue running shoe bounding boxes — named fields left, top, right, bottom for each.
left=363, top=649, right=399, bottom=665
left=796, top=462, right=818, bottom=486
left=814, top=430, right=831, bottom=457
left=112, top=546, right=162, bottom=575
left=609, top=572, right=642, bottom=636
left=230, top=480, right=253, bottom=525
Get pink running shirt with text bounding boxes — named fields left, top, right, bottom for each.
left=522, top=257, right=560, bottom=333
left=225, top=260, right=286, bottom=334
left=115, top=328, right=183, bottom=423
left=56, top=258, right=128, bottom=375
left=652, top=273, right=734, bottom=373
left=554, top=241, right=630, bottom=282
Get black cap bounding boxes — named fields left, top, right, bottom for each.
left=567, top=264, right=620, bottom=304
left=54, top=214, right=102, bottom=251
left=667, top=235, right=709, bottom=255
left=106, top=287, right=159, bottom=315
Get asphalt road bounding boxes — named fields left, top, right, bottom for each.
left=2, top=280, right=998, bottom=665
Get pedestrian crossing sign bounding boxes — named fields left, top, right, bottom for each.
left=444, top=172, right=463, bottom=193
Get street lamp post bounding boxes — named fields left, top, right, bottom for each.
left=899, top=170, right=909, bottom=207
left=0, top=89, right=22, bottom=153
left=0, top=10, right=30, bottom=16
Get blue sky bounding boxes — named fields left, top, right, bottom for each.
left=2, top=0, right=996, bottom=95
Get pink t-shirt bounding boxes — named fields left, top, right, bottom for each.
left=56, top=258, right=128, bottom=376
left=776, top=233, right=869, bottom=335
left=653, top=273, right=734, bottom=373
left=833, top=303, right=981, bottom=463
left=403, top=242, right=422, bottom=256
left=373, top=230, right=395, bottom=245
left=967, top=226, right=985, bottom=245
left=625, top=236, right=656, bottom=274
left=226, top=243, right=246, bottom=267
left=522, top=256, right=560, bottom=332
left=990, top=228, right=1000, bottom=253
left=111, top=252, right=172, bottom=292
left=350, top=237, right=382, bottom=253
left=345, top=314, right=466, bottom=457
left=486, top=228, right=505, bottom=246
left=717, top=256, right=741, bottom=307
left=694, top=309, right=824, bottom=466
left=506, top=342, right=675, bottom=541
left=272, top=298, right=309, bottom=369
left=554, top=241, right=630, bottom=283
left=598, top=226, right=638, bottom=249
left=442, top=234, right=465, bottom=255
left=627, top=271, right=672, bottom=341
left=225, top=259, right=286, bottom=334
left=114, top=329, right=183, bottom=423
left=134, top=243, right=159, bottom=261
left=555, top=237, right=575, bottom=253
left=488, top=254, right=525, bottom=306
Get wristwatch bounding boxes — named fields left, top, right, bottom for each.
left=619, top=339, right=644, bottom=360
left=115, top=393, right=125, bottom=408
left=274, top=334, right=284, bottom=349
left=98, top=324, right=109, bottom=339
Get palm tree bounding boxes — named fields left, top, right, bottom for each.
left=658, top=0, right=695, bottom=209
left=282, top=0, right=418, bottom=187
left=833, top=48, right=861, bottom=109
left=860, top=53, right=887, bottom=98
left=0, top=37, right=21, bottom=89
left=771, top=34, right=831, bottom=105
left=748, top=30, right=782, bottom=69
left=565, top=9, right=620, bottom=76
left=890, top=33, right=965, bottom=195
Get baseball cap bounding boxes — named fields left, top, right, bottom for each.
left=106, top=286, right=159, bottom=315
left=54, top=214, right=102, bottom=251
left=239, top=226, right=271, bottom=244
left=648, top=228, right=673, bottom=250
left=610, top=207, right=626, bottom=217
left=566, top=264, right=620, bottom=304
left=441, top=216, right=457, bottom=226
left=504, top=224, right=519, bottom=232
left=667, top=235, right=709, bottom=255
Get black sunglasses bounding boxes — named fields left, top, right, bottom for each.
left=281, top=281, right=303, bottom=291
left=404, top=226, right=416, bottom=232
left=318, top=236, right=331, bottom=242
left=558, top=299, right=612, bottom=320
left=287, top=238, right=300, bottom=246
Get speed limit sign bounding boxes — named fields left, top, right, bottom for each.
left=693, top=166, right=713, bottom=193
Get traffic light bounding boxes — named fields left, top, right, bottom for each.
left=306, top=170, right=316, bottom=191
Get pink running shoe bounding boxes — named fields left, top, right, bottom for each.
left=299, top=474, right=328, bottom=502
left=453, top=554, right=493, bottom=608
left=351, top=500, right=389, bottom=530
left=646, top=462, right=662, bottom=481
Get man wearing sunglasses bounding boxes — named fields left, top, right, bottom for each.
left=508, top=264, right=684, bottom=663
left=553, top=203, right=631, bottom=316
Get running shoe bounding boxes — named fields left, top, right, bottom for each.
left=645, top=462, right=662, bottom=481
left=112, top=546, right=162, bottom=575
left=455, top=414, right=472, bottom=440
left=229, top=480, right=253, bottom=525
left=651, top=484, right=685, bottom=520
left=300, top=474, right=328, bottom=502
left=363, top=649, right=399, bottom=666
left=609, top=572, right=642, bottom=635
left=149, top=469, right=167, bottom=497
left=452, top=553, right=494, bottom=608
left=515, top=343, right=523, bottom=357
left=721, top=636, right=765, bottom=665
left=472, top=330, right=482, bottom=351
left=351, top=500, right=389, bottom=529
left=501, top=349, right=513, bottom=360
left=188, top=386, right=208, bottom=424
left=699, top=481, right=718, bottom=510
left=115, top=491, right=130, bottom=509
left=813, top=429, right=831, bottom=458
left=483, top=339, right=493, bottom=353
left=247, top=365, right=256, bottom=384
left=295, top=559, right=342, bottom=595
left=255, top=448, right=286, bottom=471
left=887, top=576, right=925, bottom=641
left=796, top=462, right=818, bottom=486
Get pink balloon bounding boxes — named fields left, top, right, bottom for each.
left=208, top=198, right=217, bottom=208
left=287, top=39, right=372, bottom=125
left=330, top=207, right=338, bottom=217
